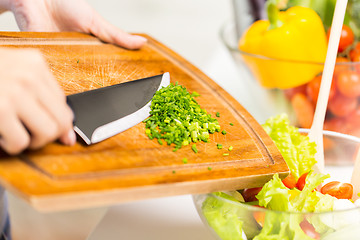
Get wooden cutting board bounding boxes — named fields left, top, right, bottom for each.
left=0, top=32, right=289, bottom=212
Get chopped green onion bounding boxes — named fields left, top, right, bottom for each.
left=216, top=112, right=220, bottom=117
left=208, top=167, right=212, bottom=171
left=143, top=82, right=220, bottom=151
left=228, top=146, right=233, bottom=151
left=182, top=158, right=188, bottom=164
left=221, top=130, right=227, bottom=135
left=223, top=153, right=229, bottom=156
left=192, top=144, right=198, bottom=153
left=217, top=143, right=223, bottom=149
left=230, top=122, right=234, bottom=126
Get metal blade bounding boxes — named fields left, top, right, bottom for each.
left=67, top=72, right=170, bottom=144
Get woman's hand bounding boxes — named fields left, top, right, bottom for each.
left=0, top=48, right=76, bottom=155
left=10, top=0, right=147, bottom=49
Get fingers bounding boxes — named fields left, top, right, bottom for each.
left=0, top=48, right=76, bottom=155
left=89, top=12, right=147, bottom=50
left=0, top=104, right=30, bottom=155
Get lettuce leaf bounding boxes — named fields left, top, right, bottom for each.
left=256, top=174, right=291, bottom=211
left=202, top=193, right=245, bottom=240
left=262, top=114, right=317, bottom=179
left=255, top=172, right=330, bottom=240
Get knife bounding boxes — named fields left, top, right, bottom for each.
left=66, top=72, right=170, bottom=145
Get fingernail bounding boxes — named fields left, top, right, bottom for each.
left=134, top=35, right=148, bottom=43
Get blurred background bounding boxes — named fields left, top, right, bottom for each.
left=0, top=0, right=247, bottom=239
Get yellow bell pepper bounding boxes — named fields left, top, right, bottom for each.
left=238, top=1, right=328, bottom=89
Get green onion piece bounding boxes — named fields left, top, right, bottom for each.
left=192, top=144, right=198, bottom=153
left=228, top=146, right=233, bottom=151
left=223, top=153, right=229, bottom=156
left=230, top=123, right=234, bottom=126
left=208, top=167, right=212, bottom=171
left=217, top=143, right=223, bottom=149
left=222, top=130, right=227, bottom=135
left=182, top=158, right=188, bottom=164
left=216, top=112, right=220, bottom=117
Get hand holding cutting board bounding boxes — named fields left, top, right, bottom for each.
left=1, top=0, right=147, bottom=49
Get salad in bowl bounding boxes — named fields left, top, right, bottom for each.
left=193, top=114, right=360, bottom=240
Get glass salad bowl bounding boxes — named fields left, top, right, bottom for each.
left=221, top=21, right=360, bottom=139
left=193, top=129, right=360, bottom=240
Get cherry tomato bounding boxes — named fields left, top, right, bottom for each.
left=336, top=71, right=360, bottom=98
left=327, top=93, right=358, bottom=117
left=324, top=117, right=350, bottom=135
left=351, top=53, right=360, bottom=73
left=344, top=107, right=360, bottom=137
left=346, top=106, right=360, bottom=131
left=306, top=75, right=336, bottom=104
left=320, top=181, right=353, bottom=199
left=282, top=173, right=297, bottom=189
left=283, top=84, right=307, bottom=100
left=242, top=187, right=262, bottom=202
left=328, top=25, right=354, bottom=53
left=300, top=220, right=320, bottom=239
left=334, top=57, right=350, bottom=77
left=291, top=93, right=314, bottom=128
left=296, top=172, right=309, bottom=191
left=350, top=42, right=360, bottom=61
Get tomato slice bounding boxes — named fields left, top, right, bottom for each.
left=242, top=187, right=262, bottom=202
left=282, top=173, right=297, bottom=189
left=320, top=181, right=353, bottom=199
left=300, top=220, right=320, bottom=239
left=296, top=172, right=309, bottom=191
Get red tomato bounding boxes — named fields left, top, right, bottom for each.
left=334, top=57, right=350, bottom=77
left=350, top=53, right=360, bottom=73
left=283, top=84, right=307, bottom=101
left=336, top=71, right=360, bottom=98
left=327, top=93, right=358, bottom=117
left=328, top=25, right=354, bottom=52
left=296, top=172, right=309, bottom=191
left=324, top=117, right=350, bottom=135
left=320, top=181, right=353, bottom=199
left=291, top=93, right=314, bottom=128
left=350, top=42, right=360, bottom=61
left=347, top=106, right=360, bottom=124
left=282, top=173, right=297, bottom=189
left=242, top=187, right=262, bottom=202
left=306, top=75, right=336, bottom=104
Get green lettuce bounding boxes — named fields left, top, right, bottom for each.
left=262, top=114, right=317, bottom=179
left=202, top=114, right=333, bottom=240
left=254, top=172, right=330, bottom=240
left=202, top=192, right=261, bottom=240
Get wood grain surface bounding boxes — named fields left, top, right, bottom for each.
left=0, top=32, right=289, bottom=212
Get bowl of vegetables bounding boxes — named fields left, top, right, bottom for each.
left=193, top=114, right=360, bottom=240
left=222, top=0, right=360, bottom=137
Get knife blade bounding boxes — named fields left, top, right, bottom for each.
left=66, top=72, right=170, bottom=145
